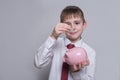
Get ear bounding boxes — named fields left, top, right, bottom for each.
left=83, top=21, right=87, bottom=30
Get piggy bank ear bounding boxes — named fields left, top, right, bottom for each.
left=66, top=49, right=69, bottom=52
left=64, top=54, right=68, bottom=58
left=62, top=57, right=65, bottom=62
left=63, top=54, right=68, bottom=62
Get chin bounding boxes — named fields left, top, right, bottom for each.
left=67, top=36, right=81, bottom=42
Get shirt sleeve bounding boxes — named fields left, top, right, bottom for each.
left=34, top=36, right=56, bottom=69
left=71, top=50, right=96, bottom=80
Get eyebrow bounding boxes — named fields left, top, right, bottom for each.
left=64, top=20, right=82, bottom=23
left=74, top=20, right=82, bottom=23
left=63, top=22, right=71, bottom=25
left=64, top=22, right=70, bottom=24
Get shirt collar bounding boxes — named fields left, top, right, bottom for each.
left=64, top=37, right=83, bottom=47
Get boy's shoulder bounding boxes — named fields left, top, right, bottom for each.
left=82, top=41, right=96, bottom=55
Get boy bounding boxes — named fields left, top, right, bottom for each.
left=35, top=5, right=96, bottom=80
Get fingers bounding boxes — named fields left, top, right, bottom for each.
left=70, top=59, right=90, bottom=72
left=56, top=23, right=70, bottom=32
left=51, top=23, right=71, bottom=39
left=77, top=63, right=82, bottom=69
left=70, top=63, right=82, bottom=72
left=86, top=59, right=90, bottom=66
left=81, top=59, right=90, bottom=67
left=71, top=65, right=79, bottom=72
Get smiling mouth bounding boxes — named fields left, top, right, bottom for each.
left=70, top=31, right=78, bottom=35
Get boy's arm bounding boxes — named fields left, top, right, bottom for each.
left=34, top=23, right=70, bottom=69
left=71, top=50, right=96, bottom=80
left=34, top=36, right=56, bottom=69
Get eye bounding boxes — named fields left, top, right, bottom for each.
left=75, top=22, right=80, bottom=25
left=75, top=21, right=81, bottom=25
left=64, top=22, right=71, bottom=26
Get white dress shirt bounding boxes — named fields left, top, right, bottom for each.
left=35, top=36, right=96, bottom=80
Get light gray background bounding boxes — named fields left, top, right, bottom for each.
left=0, top=0, right=120, bottom=80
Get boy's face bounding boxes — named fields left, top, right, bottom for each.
left=63, top=16, right=86, bottom=42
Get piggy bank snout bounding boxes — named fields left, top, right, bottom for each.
left=63, top=52, right=69, bottom=62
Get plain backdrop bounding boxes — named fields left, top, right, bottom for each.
left=0, top=0, right=120, bottom=80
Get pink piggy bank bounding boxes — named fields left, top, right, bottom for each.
left=63, top=47, right=87, bottom=65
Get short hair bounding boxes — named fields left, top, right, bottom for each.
left=60, top=6, right=85, bottom=23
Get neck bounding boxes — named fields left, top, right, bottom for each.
left=68, top=37, right=82, bottom=43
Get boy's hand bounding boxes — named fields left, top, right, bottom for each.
left=70, top=59, right=90, bottom=72
left=51, top=23, right=70, bottom=40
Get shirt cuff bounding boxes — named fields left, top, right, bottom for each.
left=71, top=71, right=81, bottom=80
left=71, top=67, right=86, bottom=80
left=44, top=36, right=56, bottom=49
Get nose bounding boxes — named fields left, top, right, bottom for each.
left=71, top=23, right=75, bottom=28
left=70, top=24, right=75, bottom=32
